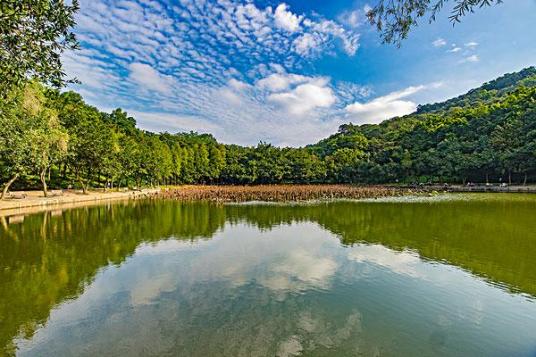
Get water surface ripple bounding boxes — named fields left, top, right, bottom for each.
left=1, top=193, right=535, bottom=356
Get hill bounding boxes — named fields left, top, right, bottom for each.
left=311, top=66, right=536, bottom=184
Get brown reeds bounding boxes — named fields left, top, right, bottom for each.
left=153, top=185, right=410, bottom=202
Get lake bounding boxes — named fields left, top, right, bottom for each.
left=1, top=193, right=535, bottom=356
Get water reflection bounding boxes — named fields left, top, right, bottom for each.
left=1, top=195, right=536, bottom=356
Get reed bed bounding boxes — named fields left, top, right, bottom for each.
left=154, top=185, right=409, bottom=202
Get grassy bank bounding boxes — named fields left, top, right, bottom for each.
left=154, top=185, right=411, bottom=202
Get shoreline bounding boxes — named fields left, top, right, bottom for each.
left=0, top=189, right=159, bottom=217
left=1, top=183, right=534, bottom=218
left=406, top=184, right=536, bottom=194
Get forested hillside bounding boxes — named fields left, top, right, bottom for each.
left=1, top=67, right=535, bottom=195
left=312, top=67, right=536, bottom=184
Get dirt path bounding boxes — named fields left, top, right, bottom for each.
left=0, top=189, right=159, bottom=217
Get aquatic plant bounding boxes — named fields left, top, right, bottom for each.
left=155, top=185, right=410, bottom=202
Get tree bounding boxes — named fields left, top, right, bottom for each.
left=67, top=111, right=114, bottom=194
left=0, top=0, right=80, bottom=95
left=367, top=0, right=504, bottom=45
left=221, top=145, right=253, bottom=184
left=25, top=83, right=69, bottom=196
left=0, top=82, right=68, bottom=198
left=193, top=144, right=210, bottom=183
left=285, top=149, right=326, bottom=183
left=491, top=117, right=523, bottom=184
left=208, top=145, right=226, bottom=182
left=104, top=108, right=137, bottom=135
left=0, top=87, right=33, bottom=198
left=151, top=139, right=173, bottom=185
left=0, top=66, right=534, bottom=191
left=101, top=131, right=122, bottom=190
left=251, top=143, right=288, bottom=184
left=326, top=148, right=366, bottom=183
left=170, top=143, right=183, bottom=185
left=117, top=134, right=141, bottom=188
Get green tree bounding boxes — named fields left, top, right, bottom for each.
left=208, top=145, right=226, bottom=182
left=0, top=86, right=34, bottom=197
left=25, top=83, right=68, bottom=196
left=67, top=112, right=114, bottom=193
left=0, top=0, right=80, bottom=95
left=1, top=82, right=68, bottom=197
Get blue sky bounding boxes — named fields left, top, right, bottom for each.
left=65, top=0, right=536, bottom=146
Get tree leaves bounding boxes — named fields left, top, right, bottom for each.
left=0, top=0, right=80, bottom=96
left=367, top=0, right=503, bottom=45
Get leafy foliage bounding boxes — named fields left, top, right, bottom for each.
left=367, top=0, right=504, bottom=45
left=311, top=66, right=536, bottom=184
left=0, top=0, right=80, bottom=95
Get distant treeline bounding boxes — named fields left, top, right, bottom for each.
left=1, top=67, right=535, bottom=195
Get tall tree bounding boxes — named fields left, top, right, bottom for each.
left=0, top=0, right=80, bottom=95
left=0, top=86, right=32, bottom=198
left=1, top=82, right=68, bottom=197
left=25, top=83, right=69, bottom=196
left=67, top=110, right=113, bottom=194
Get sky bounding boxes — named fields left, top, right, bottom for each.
left=65, top=0, right=536, bottom=146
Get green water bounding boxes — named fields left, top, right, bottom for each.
left=1, top=193, right=535, bottom=356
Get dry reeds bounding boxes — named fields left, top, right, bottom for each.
left=154, top=185, right=408, bottom=202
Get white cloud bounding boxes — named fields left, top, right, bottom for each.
left=267, top=77, right=336, bottom=116
left=433, top=38, right=447, bottom=47
left=341, top=10, right=361, bottom=28
left=448, top=46, right=462, bottom=53
left=128, top=62, right=172, bottom=94
left=274, top=3, right=303, bottom=32
left=181, top=223, right=340, bottom=293
left=307, top=19, right=360, bottom=56
left=345, top=85, right=425, bottom=123
left=335, top=81, right=373, bottom=103
left=256, top=72, right=308, bottom=92
left=465, top=41, right=479, bottom=48
left=338, top=4, right=371, bottom=28
left=347, top=244, right=424, bottom=278
left=227, top=78, right=250, bottom=91
left=64, top=0, right=363, bottom=146
left=127, top=109, right=222, bottom=135
left=259, top=250, right=337, bottom=292
left=217, top=79, right=250, bottom=106
left=460, top=54, right=479, bottom=63
left=292, top=33, right=320, bottom=56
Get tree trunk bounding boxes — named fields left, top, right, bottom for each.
left=523, top=173, right=527, bottom=186
left=40, top=169, right=48, bottom=197
left=62, top=163, right=68, bottom=181
left=1, top=174, right=19, bottom=200
left=77, top=175, right=88, bottom=194
left=508, top=170, right=512, bottom=185
left=485, top=172, right=489, bottom=185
